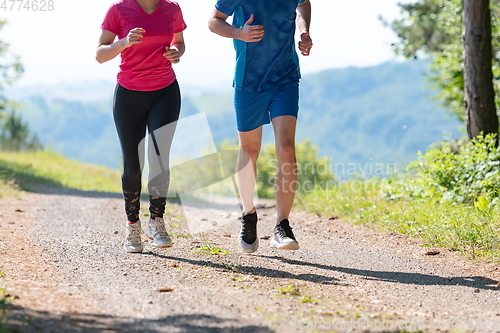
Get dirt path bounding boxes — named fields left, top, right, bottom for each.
left=0, top=189, right=499, bottom=332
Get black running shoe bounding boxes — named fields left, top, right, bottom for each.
left=238, top=211, right=259, bottom=253
left=270, top=219, right=299, bottom=250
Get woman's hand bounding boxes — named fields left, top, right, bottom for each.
left=122, top=27, right=145, bottom=48
left=163, top=46, right=181, bottom=63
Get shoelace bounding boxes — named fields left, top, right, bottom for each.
left=275, top=225, right=295, bottom=239
left=240, top=215, right=257, bottom=243
left=241, top=221, right=256, bottom=236
left=150, top=219, right=168, bottom=238
left=241, top=225, right=256, bottom=244
left=127, top=224, right=142, bottom=243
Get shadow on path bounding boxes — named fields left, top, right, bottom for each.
left=142, top=252, right=498, bottom=291
left=257, top=255, right=500, bottom=291
left=143, top=252, right=343, bottom=285
left=3, top=306, right=274, bottom=333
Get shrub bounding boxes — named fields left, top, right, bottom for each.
left=256, top=139, right=335, bottom=199
left=384, top=133, right=500, bottom=205
left=0, top=111, right=42, bottom=151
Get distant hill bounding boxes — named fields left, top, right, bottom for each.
left=297, top=60, right=462, bottom=175
left=7, top=60, right=462, bottom=176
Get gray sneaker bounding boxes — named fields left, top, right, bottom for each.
left=124, top=221, right=143, bottom=253
left=238, top=212, right=259, bottom=253
left=144, top=218, right=172, bottom=248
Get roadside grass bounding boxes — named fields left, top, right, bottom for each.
left=0, top=150, right=121, bottom=195
left=0, top=276, right=14, bottom=332
left=299, top=180, right=500, bottom=262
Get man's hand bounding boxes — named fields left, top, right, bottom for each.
left=298, top=32, right=312, bottom=56
left=122, top=28, right=145, bottom=48
left=237, top=14, right=265, bottom=43
left=163, top=46, right=181, bottom=63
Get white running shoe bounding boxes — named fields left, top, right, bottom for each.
left=144, top=218, right=172, bottom=248
left=124, top=221, right=143, bottom=253
left=270, top=219, right=300, bottom=250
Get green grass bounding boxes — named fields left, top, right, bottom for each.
left=220, top=263, right=241, bottom=272
left=300, top=179, right=500, bottom=262
left=0, top=150, right=122, bottom=195
left=274, top=284, right=321, bottom=303
left=0, top=281, right=13, bottom=330
left=192, top=244, right=229, bottom=255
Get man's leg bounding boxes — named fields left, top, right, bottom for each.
left=236, top=126, right=262, bottom=253
left=269, top=115, right=300, bottom=250
left=271, top=115, right=298, bottom=224
left=236, top=126, right=263, bottom=215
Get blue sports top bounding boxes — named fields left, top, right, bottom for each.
left=215, top=0, right=307, bottom=92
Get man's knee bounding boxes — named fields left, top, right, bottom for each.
left=276, top=143, right=295, bottom=161
left=240, top=145, right=260, bottom=162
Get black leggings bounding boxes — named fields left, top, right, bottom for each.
left=113, top=80, right=181, bottom=222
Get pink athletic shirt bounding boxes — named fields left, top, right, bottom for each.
left=101, top=0, right=187, bottom=91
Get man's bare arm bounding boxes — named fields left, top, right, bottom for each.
left=297, top=0, right=311, bottom=34
left=297, top=0, right=312, bottom=56
left=208, top=9, right=265, bottom=43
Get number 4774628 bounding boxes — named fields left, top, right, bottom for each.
left=0, top=0, right=54, bottom=11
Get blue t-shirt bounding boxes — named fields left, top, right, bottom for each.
left=215, top=0, right=306, bottom=92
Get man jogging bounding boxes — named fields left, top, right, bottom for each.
left=208, top=0, right=312, bottom=253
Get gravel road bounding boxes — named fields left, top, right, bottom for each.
left=1, top=188, right=499, bottom=332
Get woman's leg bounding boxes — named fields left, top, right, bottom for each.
left=113, top=85, right=153, bottom=222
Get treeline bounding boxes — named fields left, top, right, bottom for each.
left=0, top=20, right=41, bottom=152
left=384, top=0, right=500, bottom=140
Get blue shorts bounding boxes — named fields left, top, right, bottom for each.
left=234, top=81, right=299, bottom=132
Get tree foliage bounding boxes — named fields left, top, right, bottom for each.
left=0, top=110, right=41, bottom=151
left=383, top=0, right=500, bottom=122
left=0, top=20, right=23, bottom=109
left=0, top=19, right=41, bottom=151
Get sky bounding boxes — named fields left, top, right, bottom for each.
left=2, top=0, right=406, bottom=90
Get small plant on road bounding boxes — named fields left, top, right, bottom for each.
left=220, top=263, right=241, bottom=273
left=274, top=284, right=321, bottom=303
left=275, top=285, right=301, bottom=297
left=192, top=244, right=229, bottom=255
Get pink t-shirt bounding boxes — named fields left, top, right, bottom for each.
left=101, top=0, right=187, bottom=91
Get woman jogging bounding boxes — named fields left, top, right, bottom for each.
left=96, top=0, right=186, bottom=253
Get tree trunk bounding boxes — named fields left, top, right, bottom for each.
left=463, top=0, right=498, bottom=142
